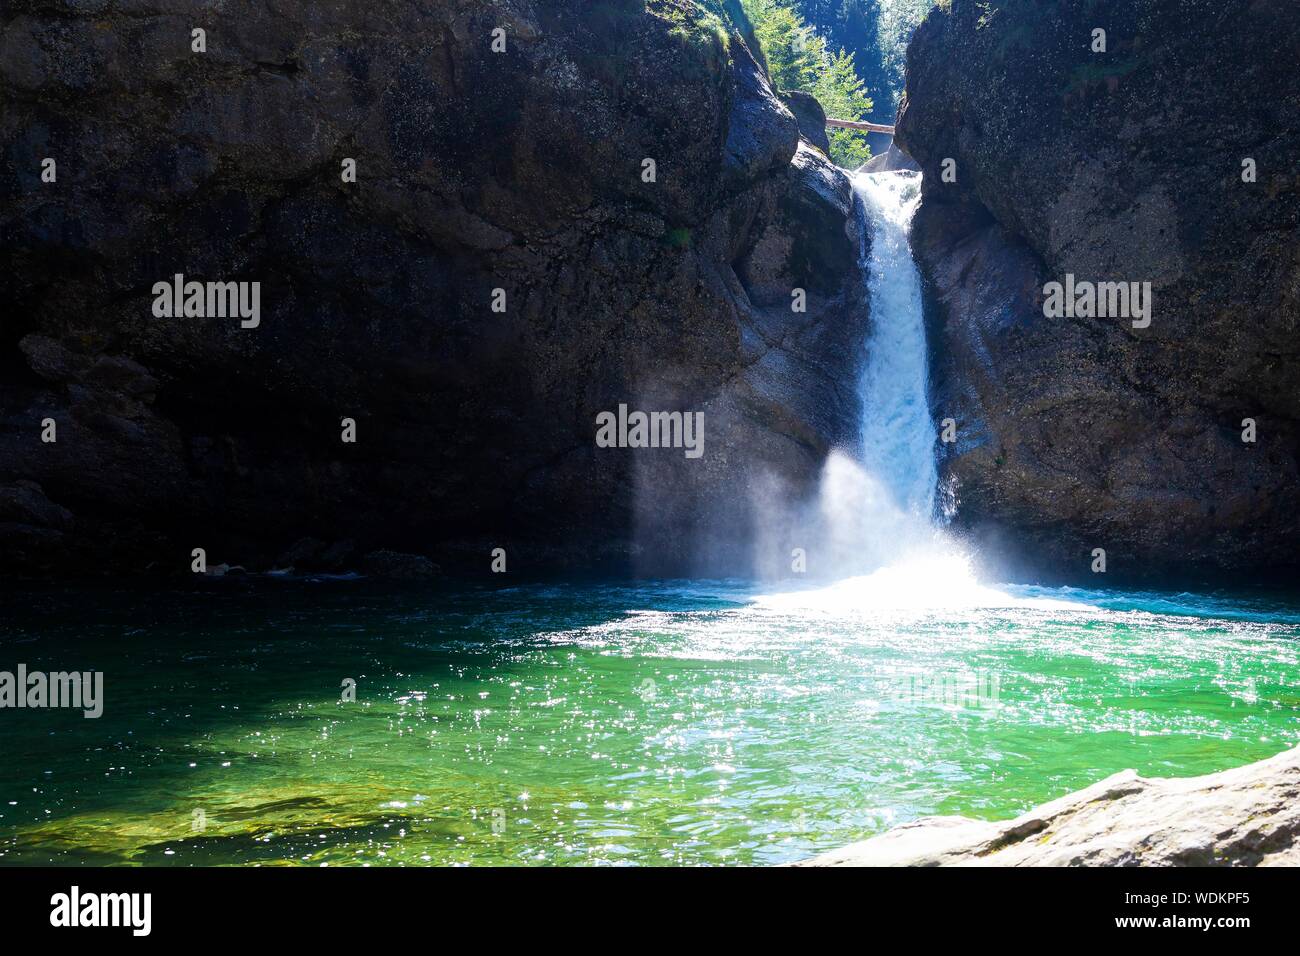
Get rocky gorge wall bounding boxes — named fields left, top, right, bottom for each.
left=896, top=0, right=1300, bottom=585
left=0, top=0, right=866, bottom=577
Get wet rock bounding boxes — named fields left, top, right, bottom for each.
left=896, top=0, right=1300, bottom=584
left=361, top=550, right=439, bottom=581
left=0, top=1, right=868, bottom=578
left=797, top=744, right=1300, bottom=866
left=276, top=537, right=327, bottom=570
left=859, top=142, right=918, bottom=174
left=724, top=40, right=800, bottom=187
left=277, top=536, right=356, bottom=573
left=780, top=90, right=830, bottom=156
left=318, top=539, right=355, bottom=572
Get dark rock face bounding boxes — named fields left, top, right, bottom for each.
left=0, top=1, right=866, bottom=577
left=780, top=89, right=831, bottom=156
left=896, top=0, right=1300, bottom=584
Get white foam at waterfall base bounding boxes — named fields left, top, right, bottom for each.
left=759, top=171, right=1086, bottom=613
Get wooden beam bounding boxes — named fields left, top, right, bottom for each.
left=825, top=118, right=896, bottom=134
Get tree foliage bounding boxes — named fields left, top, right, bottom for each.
left=740, top=0, right=874, bottom=168
left=812, top=50, right=874, bottom=169
left=873, top=0, right=936, bottom=103
left=785, top=1, right=937, bottom=112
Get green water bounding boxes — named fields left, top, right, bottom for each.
left=1, top=577, right=1298, bottom=866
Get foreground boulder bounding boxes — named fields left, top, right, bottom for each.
left=896, top=0, right=1300, bottom=585
left=798, top=744, right=1300, bottom=866
left=0, top=0, right=865, bottom=577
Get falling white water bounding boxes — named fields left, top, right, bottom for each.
left=855, top=170, right=938, bottom=519
left=758, top=170, right=1084, bottom=611
left=805, top=170, right=943, bottom=578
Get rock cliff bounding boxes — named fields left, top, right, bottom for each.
left=896, top=0, right=1300, bottom=584
left=0, top=0, right=866, bottom=577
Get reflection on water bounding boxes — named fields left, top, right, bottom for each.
left=1, top=578, right=1298, bottom=866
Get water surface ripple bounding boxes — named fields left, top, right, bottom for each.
left=1, top=580, right=1297, bottom=866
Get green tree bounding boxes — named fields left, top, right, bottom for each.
left=874, top=0, right=937, bottom=103
left=744, top=0, right=821, bottom=89
left=813, top=49, right=874, bottom=168
left=740, top=0, right=875, bottom=167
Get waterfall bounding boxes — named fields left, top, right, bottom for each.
left=757, top=171, right=1069, bottom=610
left=809, top=169, right=942, bottom=580
left=854, top=170, right=938, bottom=520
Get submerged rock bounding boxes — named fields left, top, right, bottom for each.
left=0, top=1, right=866, bottom=578
left=896, top=0, right=1300, bottom=584
left=797, top=744, right=1300, bottom=866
